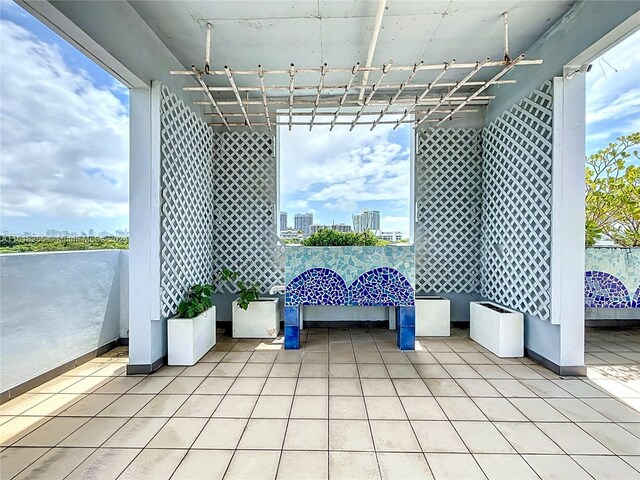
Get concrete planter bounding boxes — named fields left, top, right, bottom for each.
left=416, top=296, right=450, bottom=336
left=233, top=298, right=279, bottom=338
left=470, top=301, right=523, bottom=357
left=168, top=307, right=216, bottom=366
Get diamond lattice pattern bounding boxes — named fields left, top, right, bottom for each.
left=415, top=128, right=483, bottom=293
left=480, top=81, right=553, bottom=321
left=160, top=85, right=215, bottom=318
left=212, top=132, right=284, bottom=293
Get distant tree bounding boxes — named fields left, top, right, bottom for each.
left=585, top=133, right=640, bottom=247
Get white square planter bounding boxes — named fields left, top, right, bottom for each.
left=416, top=296, right=450, bottom=336
left=168, top=307, right=216, bottom=366
left=233, top=298, right=279, bottom=338
left=470, top=302, right=523, bottom=357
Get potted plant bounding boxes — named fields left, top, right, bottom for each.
left=470, top=301, right=523, bottom=357
left=223, top=269, right=280, bottom=338
left=168, top=284, right=216, bottom=365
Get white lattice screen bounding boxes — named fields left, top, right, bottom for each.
left=414, top=128, right=483, bottom=293
left=160, top=84, right=215, bottom=318
left=481, top=81, right=553, bottom=321
left=212, top=132, right=284, bottom=293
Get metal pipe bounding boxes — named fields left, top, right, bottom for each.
left=192, top=66, right=229, bottom=131
left=330, top=63, right=361, bottom=131
left=359, top=0, right=387, bottom=101
left=371, top=62, right=420, bottom=130
left=203, top=108, right=479, bottom=117
left=288, top=63, right=295, bottom=131
left=503, top=12, right=510, bottom=62
left=208, top=118, right=455, bottom=127
left=310, top=63, right=327, bottom=130
left=205, top=23, right=212, bottom=74
left=351, top=61, right=390, bottom=130
left=224, top=66, right=252, bottom=131
left=193, top=95, right=494, bottom=107
left=258, top=65, right=271, bottom=133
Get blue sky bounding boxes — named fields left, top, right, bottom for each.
left=0, top=2, right=638, bottom=236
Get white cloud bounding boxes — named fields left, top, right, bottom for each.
left=0, top=20, right=129, bottom=218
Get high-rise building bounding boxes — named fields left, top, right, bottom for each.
left=308, top=223, right=352, bottom=235
left=280, top=211, right=288, bottom=230
left=352, top=209, right=380, bottom=232
left=294, top=213, right=313, bottom=235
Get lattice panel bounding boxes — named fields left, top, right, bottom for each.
left=160, top=85, right=215, bottom=318
left=415, top=128, right=482, bottom=293
left=481, top=81, right=553, bottom=321
left=212, top=132, right=283, bottom=293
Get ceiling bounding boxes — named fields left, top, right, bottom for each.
left=128, top=0, right=575, bottom=128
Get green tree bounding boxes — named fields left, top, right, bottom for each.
left=585, top=133, right=640, bottom=247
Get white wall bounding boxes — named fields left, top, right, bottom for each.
left=0, top=250, right=127, bottom=392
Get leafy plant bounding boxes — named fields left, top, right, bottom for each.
left=220, top=268, right=260, bottom=310
left=585, top=133, right=640, bottom=246
left=177, top=284, right=213, bottom=318
left=0, top=235, right=128, bottom=253
left=302, top=228, right=385, bottom=246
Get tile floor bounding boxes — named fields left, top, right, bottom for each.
left=1, top=327, right=639, bottom=480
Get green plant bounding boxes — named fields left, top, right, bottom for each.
left=177, top=284, right=213, bottom=318
left=220, top=268, right=260, bottom=310
left=302, top=228, right=384, bottom=246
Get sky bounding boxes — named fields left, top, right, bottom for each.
left=0, top=2, right=638, bottom=237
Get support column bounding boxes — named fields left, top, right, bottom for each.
left=284, top=305, right=300, bottom=349
left=397, top=306, right=416, bottom=350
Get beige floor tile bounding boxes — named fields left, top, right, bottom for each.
left=23, top=393, right=86, bottom=416
left=460, top=353, right=496, bottom=365
left=192, top=417, right=248, bottom=449
left=487, top=379, right=536, bottom=397
left=225, top=450, right=281, bottom=480
left=135, top=393, right=189, bottom=417
left=12, top=447, right=94, bottom=480
left=370, top=420, right=421, bottom=452
left=331, top=352, right=356, bottom=363
left=406, top=351, right=438, bottom=365
left=361, top=378, right=397, bottom=396
left=412, top=420, right=468, bottom=453
left=423, top=379, right=466, bottom=396
left=472, top=397, right=528, bottom=422
left=66, top=447, right=141, bottom=480
left=283, top=419, right=329, bottom=450
left=622, top=455, right=640, bottom=472
left=329, top=419, right=374, bottom=451
left=494, top=422, right=563, bottom=454
left=500, top=365, right=544, bottom=380
left=378, top=452, right=434, bottom=480
left=269, top=363, right=301, bottom=378
left=295, top=377, right=328, bottom=395
left=329, top=396, right=367, bottom=419
left=452, top=421, right=514, bottom=453
left=456, top=378, right=502, bottom=397
left=237, top=418, right=287, bottom=449
left=228, top=377, right=266, bottom=395
left=153, top=366, right=186, bottom=376
left=147, top=417, right=207, bottom=448
left=95, top=393, right=154, bottom=417
left=277, top=451, right=328, bottom=480
left=251, top=395, right=293, bottom=418
left=224, top=352, right=253, bottom=363
left=30, top=376, right=82, bottom=394
left=356, top=351, right=384, bottom=363
left=290, top=395, right=328, bottom=419
left=118, top=448, right=186, bottom=480
left=553, top=379, right=609, bottom=397
left=518, top=379, right=573, bottom=397
left=577, top=422, right=640, bottom=455
left=365, top=396, right=407, bottom=419
left=0, top=394, right=52, bottom=416
left=15, top=416, right=88, bottom=447
left=59, top=394, right=120, bottom=416
left=59, top=376, right=114, bottom=394
left=536, top=422, right=611, bottom=454
left=508, top=398, right=568, bottom=422
left=443, top=364, right=482, bottom=379
left=171, top=449, right=233, bottom=480
left=103, top=417, right=167, bottom=447
left=433, top=352, right=466, bottom=364
left=392, top=379, right=431, bottom=396
left=572, top=455, right=640, bottom=480
left=330, top=451, right=380, bottom=480
left=128, top=376, right=174, bottom=394
left=522, top=454, right=591, bottom=480
left=581, top=397, right=640, bottom=422
left=386, top=364, right=420, bottom=379
left=179, top=363, right=216, bottom=377
left=195, top=377, right=235, bottom=394
left=239, top=363, right=273, bottom=377
left=59, top=417, right=128, bottom=447
left=212, top=395, right=257, bottom=417
left=90, top=362, right=127, bottom=376
left=330, top=378, right=362, bottom=396
left=174, top=394, right=223, bottom=417
left=436, top=397, right=487, bottom=420
left=0, top=447, right=49, bottom=479
left=425, top=453, right=487, bottom=479
left=401, top=397, right=447, bottom=420
left=0, top=416, right=51, bottom=446
left=92, top=376, right=142, bottom=394
left=474, top=454, right=539, bottom=480
left=302, top=352, right=328, bottom=364
left=262, top=378, right=297, bottom=395
left=299, top=363, right=329, bottom=377
left=416, top=365, right=451, bottom=379
left=160, top=377, right=205, bottom=394
left=545, top=398, right=611, bottom=422
left=358, top=364, right=390, bottom=378
left=210, top=362, right=245, bottom=377
left=330, top=363, right=359, bottom=378
left=381, top=352, right=410, bottom=364
left=472, top=365, right=512, bottom=379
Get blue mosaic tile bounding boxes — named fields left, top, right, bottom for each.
left=285, top=305, right=300, bottom=326
left=348, top=267, right=414, bottom=306
left=584, top=271, right=631, bottom=308
left=286, top=268, right=347, bottom=306
left=285, top=325, right=300, bottom=349
left=396, top=307, right=415, bottom=350
left=632, top=285, right=640, bottom=309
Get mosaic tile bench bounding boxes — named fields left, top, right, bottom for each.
left=284, top=246, right=416, bottom=350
